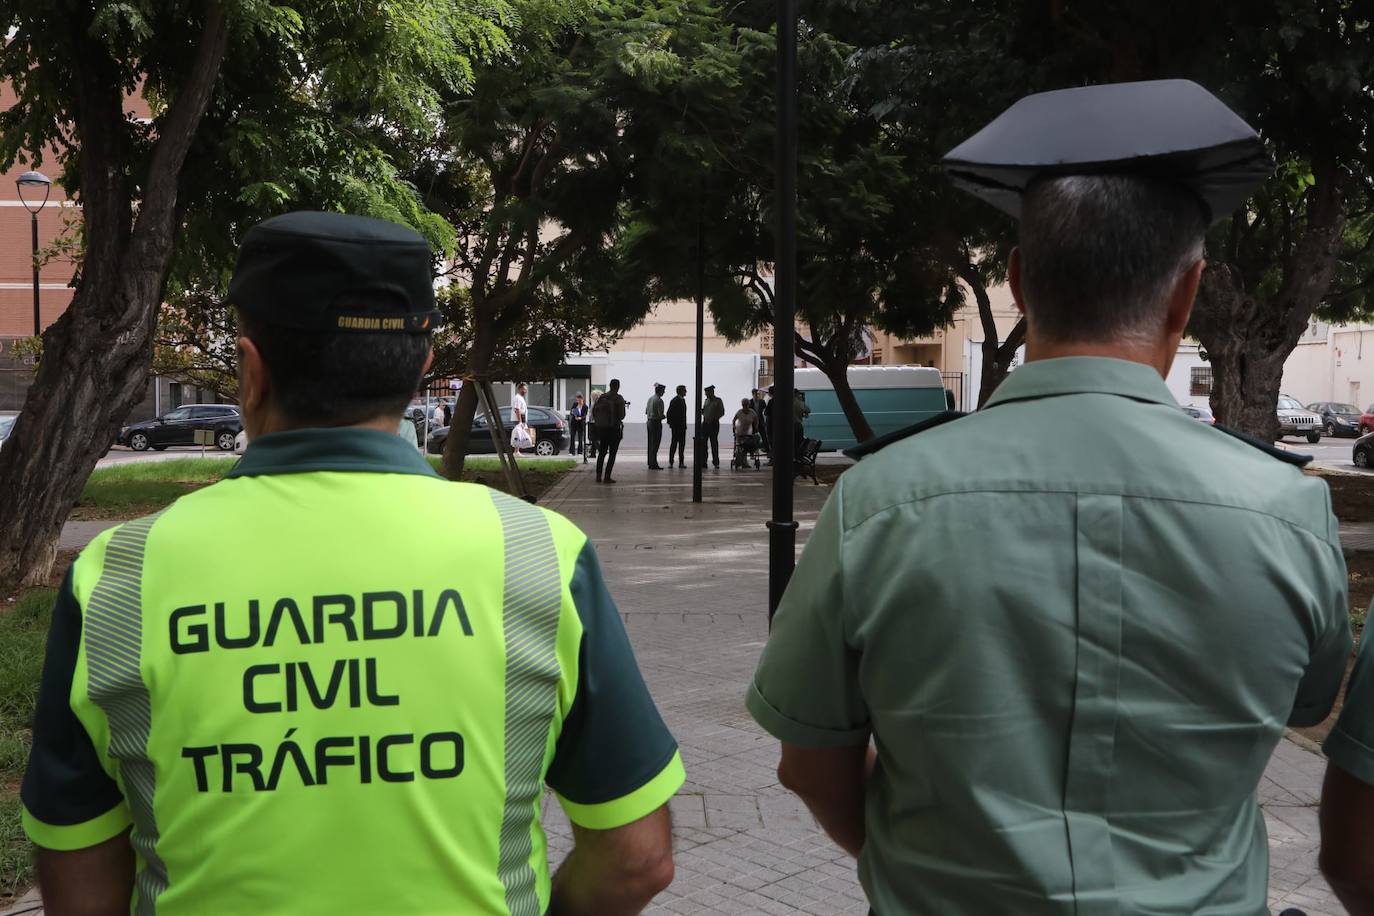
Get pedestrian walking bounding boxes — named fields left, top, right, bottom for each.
left=19, top=212, right=683, bottom=915
left=432, top=399, right=447, bottom=429
left=592, top=378, right=627, bottom=483
left=568, top=391, right=588, bottom=461
left=700, top=384, right=724, bottom=468
left=645, top=383, right=666, bottom=470
left=666, top=384, right=688, bottom=468
left=747, top=81, right=1346, bottom=915
left=511, top=382, right=528, bottom=425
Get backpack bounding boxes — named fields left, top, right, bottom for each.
left=591, top=394, right=616, bottom=428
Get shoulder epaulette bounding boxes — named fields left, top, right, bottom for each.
left=843, top=411, right=966, bottom=461
left=1212, top=424, right=1312, bottom=467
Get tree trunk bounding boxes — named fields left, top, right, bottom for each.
left=441, top=317, right=500, bottom=480
left=815, top=357, right=874, bottom=442
left=977, top=317, right=1026, bottom=409
left=442, top=380, right=482, bottom=480
left=0, top=5, right=230, bottom=590
left=1190, top=154, right=1346, bottom=441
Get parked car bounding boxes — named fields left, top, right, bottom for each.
left=426, top=406, right=567, bottom=457
left=1307, top=401, right=1364, bottom=438
left=118, top=404, right=242, bottom=451
left=1276, top=395, right=1322, bottom=444
left=1362, top=405, right=1374, bottom=435
left=1355, top=432, right=1373, bottom=469
left=1181, top=405, right=1215, bottom=424
left=0, top=413, right=17, bottom=451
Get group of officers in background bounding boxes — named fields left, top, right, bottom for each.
left=564, top=382, right=807, bottom=473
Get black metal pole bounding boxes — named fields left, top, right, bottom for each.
left=30, top=212, right=41, bottom=337
left=692, top=196, right=705, bottom=503
left=768, top=0, right=799, bottom=620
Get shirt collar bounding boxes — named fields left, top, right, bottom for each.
left=226, top=427, right=443, bottom=479
left=983, top=356, right=1178, bottom=409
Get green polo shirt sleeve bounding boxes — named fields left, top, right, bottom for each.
left=1324, top=599, right=1374, bottom=783
left=1289, top=538, right=1353, bottom=727
left=747, top=480, right=870, bottom=746
left=546, top=542, right=684, bottom=829
left=21, top=568, right=132, bottom=850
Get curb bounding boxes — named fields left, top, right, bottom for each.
left=1285, top=728, right=1324, bottom=756
left=538, top=462, right=589, bottom=512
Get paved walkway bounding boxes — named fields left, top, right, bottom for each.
left=7, top=456, right=1352, bottom=915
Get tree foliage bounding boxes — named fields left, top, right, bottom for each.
left=0, top=0, right=513, bottom=586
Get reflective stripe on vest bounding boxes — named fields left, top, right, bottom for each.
left=489, top=491, right=563, bottom=916
left=84, top=515, right=168, bottom=915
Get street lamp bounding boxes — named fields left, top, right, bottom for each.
left=16, top=170, right=52, bottom=338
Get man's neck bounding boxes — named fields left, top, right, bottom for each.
left=1024, top=339, right=1172, bottom=378
left=248, top=413, right=401, bottom=439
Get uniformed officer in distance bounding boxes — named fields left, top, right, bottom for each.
left=747, top=80, right=1350, bottom=914
left=22, top=212, right=684, bottom=915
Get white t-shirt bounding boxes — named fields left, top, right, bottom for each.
left=512, top=393, right=528, bottom=423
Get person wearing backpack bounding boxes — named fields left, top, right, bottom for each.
left=592, top=379, right=627, bottom=483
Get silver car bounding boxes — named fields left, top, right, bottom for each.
left=0, top=413, right=16, bottom=451
left=1277, top=395, right=1322, bottom=444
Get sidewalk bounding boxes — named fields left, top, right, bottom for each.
left=11, top=457, right=1348, bottom=915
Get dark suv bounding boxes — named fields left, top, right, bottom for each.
left=1307, top=401, right=1364, bottom=439
left=119, top=404, right=243, bottom=451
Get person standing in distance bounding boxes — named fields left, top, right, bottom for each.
left=666, top=385, right=688, bottom=469
left=569, top=391, right=589, bottom=461
left=20, top=212, right=683, bottom=916
left=592, top=378, right=627, bottom=483
left=512, top=382, right=529, bottom=426
left=747, top=81, right=1348, bottom=914
left=645, top=383, right=666, bottom=470
left=700, top=385, right=725, bottom=469
left=750, top=388, right=770, bottom=457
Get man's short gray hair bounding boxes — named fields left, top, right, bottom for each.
left=1019, top=174, right=1207, bottom=345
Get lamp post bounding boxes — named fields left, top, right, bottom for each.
left=16, top=170, right=52, bottom=338
left=768, top=0, right=799, bottom=620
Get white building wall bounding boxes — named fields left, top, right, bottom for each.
left=1328, top=326, right=1374, bottom=411
left=1163, top=344, right=1209, bottom=408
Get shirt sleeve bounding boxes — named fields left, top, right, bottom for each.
left=746, top=481, right=870, bottom=746
left=547, top=543, right=684, bottom=830
left=1324, top=599, right=1374, bottom=783
left=21, top=568, right=132, bottom=850
left=1289, top=541, right=1353, bottom=727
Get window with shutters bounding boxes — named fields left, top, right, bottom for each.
left=1190, top=367, right=1212, bottom=397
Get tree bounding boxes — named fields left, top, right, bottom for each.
left=627, top=15, right=972, bottom=442
left=1017, top=0, right=1374, bottom=438
left=0, top=0, right=510, bottom=587
left=414, top=0, right=743, bottom=477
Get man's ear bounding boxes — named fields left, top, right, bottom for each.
left=1168, top=258, right=1206, bottom=336
left=1008, top=247, right=1026, bottom=317
left=237, top=336, right=271, bottom=414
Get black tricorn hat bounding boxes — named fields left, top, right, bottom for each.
left=228, top=211, right=440, bottom=334
left=941, top=80, right=1271, bottom=223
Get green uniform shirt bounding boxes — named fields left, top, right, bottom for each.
left=748, top=357, right=1349, bottom=915
left=1323, top=597, right=1374, bottom=783
left=645, top=395, right=665, bottom=422
left=23, top=428, right=684, bottom=915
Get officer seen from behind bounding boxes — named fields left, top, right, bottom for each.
left=748, top=81, right=1349, bottom=914
left=22, top=212, right=683, bottom=915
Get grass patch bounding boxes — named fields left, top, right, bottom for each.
left=74, top=459, right=235, bottom=519
left=426, top=456, right=575, bottom=474
left=71, top=455, right=576, bottom=522
left=0, top=587, right=55, bottom=900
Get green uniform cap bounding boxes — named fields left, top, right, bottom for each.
left=228, top=211, right=440, bottom=334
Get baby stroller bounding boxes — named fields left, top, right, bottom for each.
left=731, top=432, right=763, bottom=470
